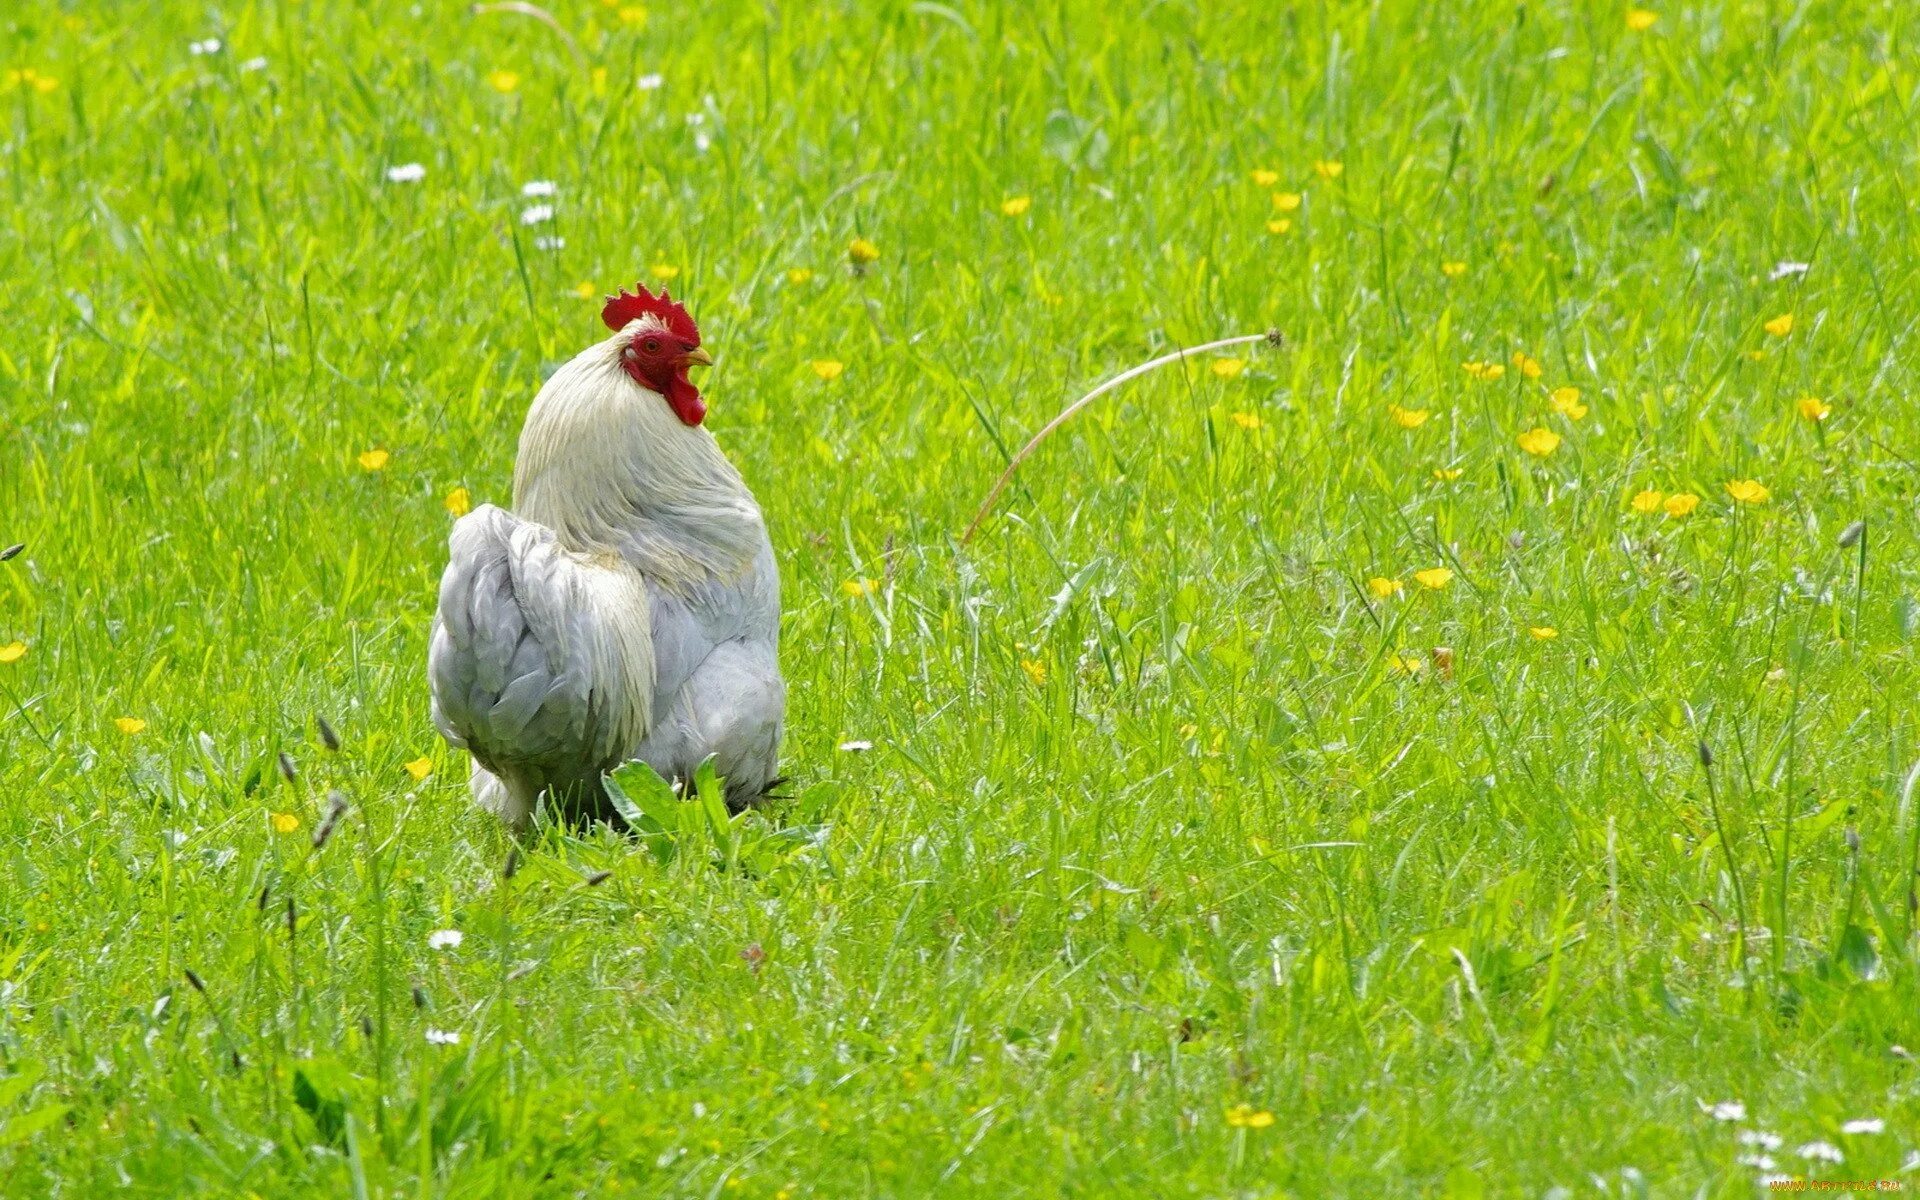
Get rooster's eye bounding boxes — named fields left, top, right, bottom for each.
left=643, top=339, right=660, bottom=354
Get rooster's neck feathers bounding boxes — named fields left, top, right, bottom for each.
left=511, top=332, right=763, bottom=593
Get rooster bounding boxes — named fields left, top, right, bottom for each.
left=428, top=285, right=784, bottom=827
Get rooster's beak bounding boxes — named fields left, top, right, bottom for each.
left=682, top=347, right=714, bottom=367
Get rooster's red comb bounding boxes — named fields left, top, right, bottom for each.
left=601, top=284, right=700, bottom=344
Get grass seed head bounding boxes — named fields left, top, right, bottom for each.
left=316, top=715, right=341, bottom=752
left=0, top=543, right=22, bottom=562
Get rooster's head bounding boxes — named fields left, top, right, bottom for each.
left=602, top=284, right=712, bottom=426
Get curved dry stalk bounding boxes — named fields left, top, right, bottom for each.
left=471, top=2, right=588, bottom=73
left=960, top=330, right=1282, bottom=544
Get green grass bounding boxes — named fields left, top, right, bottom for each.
left=3, top=0, right=1919, bottom=1193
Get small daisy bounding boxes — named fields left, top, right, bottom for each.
left=519, top=204, right=555, bottom=226
left=521, top=180, right=557, bottom=197
left=1770, top=261, right=1809, bottom=280
left=837, top=740, right=873, bottom=752
left=636, top=73, right=665, bottom=91
left=533, top=236, right=565, bottom=251
left=1738, top=1131, right=1783, bottom=1150
left=385, top=163, right=426, bottom=184
left=427, top=929, right=464, bottom=950
left=425, top=1029, right=461, bottom=1046
left=189, top=38, right=223, bottom=56
left=1796, top=1141, right=1844, bottom=1164
left=240, top=56, right=269, bottom=73
left=1842, top=1118, right=1885, bottom=1135
left=1704, top=1100, right=1746, bottom=1122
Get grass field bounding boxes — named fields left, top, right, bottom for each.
left=3, top=0, right=1919, bottom=1193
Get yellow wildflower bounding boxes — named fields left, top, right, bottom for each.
left=1512, top=352, right=1543, bottom=379
left=1744, top=349, right=1768, bottom=361
left=999, top=196, right=1032, bottom=216
left=1796, top=396, right=1830, bottom=422
left=1271, top=192, right=1302, bottom=212
left=1388, top=404, right=1430, bottom=429
left=1229, top=411, right=1262, bottom=430
left=1441, top=261, right=1467, bottom=279
left=618, top=4, right=647, bottom=25
left=1462, top=361, right=1507, bottom=381
left=1432, top=467, right=1463, bottom=481
left=0, top=641, right=23, bottom=664
left=114, top=717, right=147, bottom=735
left=1367, top=577, right=1403, bottom=599
left=811, top=360, right=845, bottom=381
left=444, top=487, right=473, bottom=517
left=1225, top=1104, right=1275, bottom=1129
left=1763, top=313, right=1794, bottom=337
left=787, top=267, right=814, bottom=285
left=1266, top=219, right=1292, bottom=235
left=357, top=449, right=390, bottom=472
left=1549, top=387, right=1588, bottom=419
left=1516, top=427, right=1561, bottom=457
left=1529, top=626, right=1559, bottom=641
left=1630, top=489, right=1664, bottom=514
left=650, top=264, right=681, bottom=281
left=1211, top=358, right=1246, bottom=379
left=486, top=70, right=521, bottom=94
left=1251, top=169, right=1280, bottom=187
left=404, top=757, right=434, bottom=782
left=1725, top=479, right=1770, bottom=504
left=571, top=280, right=597, bottom=299
left=1312, top=160, right=1343, bottom=179
left=1020, top=658, right=1048, bottom=686
left=1392, top=654, right=1425, bottom=675
left=840, top=578, right=878, bottom=597
left=1664, top=492, right=1700, bottom=517
left=848, top=238, right=880, bottom=264
left=270, top=812, right=301, bottom=835
left=1414, top=567, right=1454, bottom=590
left=1626, top=8, right=1658, bottom=30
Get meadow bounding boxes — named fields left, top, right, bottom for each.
left=3, top=0, right=1918, bottom=1193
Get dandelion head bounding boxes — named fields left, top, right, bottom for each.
left=1516, top=427, right=1561, bottom=457
left=848, top=238, right=880, bottom=264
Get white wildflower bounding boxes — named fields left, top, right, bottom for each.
left=1703, top=1100, right=1746, bottom=1122
left=425, top=1028, right=461, bottom=1045
left=386, top=163, right=426, bottom=184
left=1842, top=1118, right=1885, bottom=1135
left=427, top=929, right=463, bottom=951
left=1770, top=261, right=1809, bottom=281
left=519, top=204, right=554, bottom=226
left=693, top=132, right=712, bottom=153
left=1738, top=1131, right=1783, bottom=1150
left=521, top=180, right=557, bottom=197
left=189, top=38, right=222, bottom=56
left=1796, top=1141, right=1844, bottom=1164
left=636, top=73, right=664, bottom=91
left=1736, top=1154, right=1775, bottom=1171
left=837, top=740, right=873, bottom=752
left=240, top=56, right=268, bottom=73
left=533, top=236, right=566, bottom=251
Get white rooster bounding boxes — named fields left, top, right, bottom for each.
left=428, top=285, right=784, bottom=827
